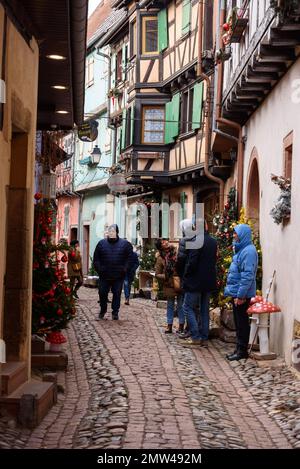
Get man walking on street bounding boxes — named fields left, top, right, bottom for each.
left=224, top=224, right=258, bottom=361
left=93, top=224, right=133, bottom=320
left=124, top=249, right=139, bottom=305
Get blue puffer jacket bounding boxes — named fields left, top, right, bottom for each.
left=93, top=237, right=133, bottom=280
left=224, top=224, right=258, bottom=299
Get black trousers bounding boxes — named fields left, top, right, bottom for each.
left=232, top=299, right=251, bottom=353
left=70, top=275, right=83, bottom=292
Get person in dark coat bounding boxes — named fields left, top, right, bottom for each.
left=224, top=224, right=258, bottom=361
left=180, top=221, right=217, bottom=347
left=175, top=219, right=194, bottom=335
left=93, top=224, right=133, bottom=320
left=123, top=249, right=139, bottom=305
left=176, top=218, right=194, bottom=278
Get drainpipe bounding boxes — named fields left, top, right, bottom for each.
left=197, top=0, right=224, bottom=210
left=96, top=49, right=117, bottom=165
left=214, top=0, right=244, bottom=213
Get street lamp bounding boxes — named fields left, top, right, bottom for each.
left=90, top=145, right=101, bottom=165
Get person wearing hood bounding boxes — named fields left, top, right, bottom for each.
left=179, top=220, right=217, bottom=348
left=93, top=224, right=133, bottom=320
left=224, top=224, right=258, bottom=361
left=176, top=218, right=194, bottom=279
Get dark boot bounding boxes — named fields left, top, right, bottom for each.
left=226, top=349, right=237, bottom=359
left=178, top=323, right=185, bottom=334
left=227, top=350, right=248, bottom=361
left=165, top=324, right=173, bottom=334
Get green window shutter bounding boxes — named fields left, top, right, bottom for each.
left=182, top=0, right=191, bottom=36
left=161, top=194, right=169, bottom=238
left=130, top=105, right=135, bottom=145
left=180, top=192, right=186, bottom=220
left=158, top=9, right=168, bottom=52
left=111, top=53, right=116, bottom=88
left=171, top=93, right=180, bottom=139
left=117, top=128, right=122, bottom=157
left=122, top=44, right=127, bottom=81
left=192, top=82, right=204, bottom=130
left=165, top=94, right=180, bottom=144
left=165, top=101, right=172, bottom=144
left=121, top=109, right=127, bottom=150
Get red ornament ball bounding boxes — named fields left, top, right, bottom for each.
left=223, top=23, right=230, bottom=31
left=34, top=192, right=42, bottom=200
left=57, top=308, right=63, bottom=316
left=65, top=287, right=71, bottom=295
left=61, top=255, right=68, bottom=263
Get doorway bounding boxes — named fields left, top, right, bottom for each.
left=70, top=227, right=78, bottom=242
left=83, top=225, right=90, bottom=275
left=247, top=156, right=260, bottom=231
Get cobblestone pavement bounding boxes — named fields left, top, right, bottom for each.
left=0, top=287, right=299, bottom=449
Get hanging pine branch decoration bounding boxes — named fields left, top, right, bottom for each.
left=270, top=174, right=291, bottom=224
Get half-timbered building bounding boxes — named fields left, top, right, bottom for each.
left=101, top=0, right=225, bottom=240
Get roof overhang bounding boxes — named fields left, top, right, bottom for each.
left=2, top=0, right=88, bottom=130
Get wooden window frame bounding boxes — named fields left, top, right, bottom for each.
left=130, top=20, right=137, bottom=58
left=283, top=131, right=293, bottom=181
left=180, top=88, right=194, bottom=135
left=86, top=56, right=94, bottom=88
left=142, top=16, right=158, bottom=56
left=116, top=49, right=123, bottom=83
left=142, top=105, right=165, bottom=144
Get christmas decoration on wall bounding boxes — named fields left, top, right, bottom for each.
left=139, top=246, right=157, bottom=271
left=270, top=174, right=291, bottom=224
left=32, top=196, right=76, bottom=338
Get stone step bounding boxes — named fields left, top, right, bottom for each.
left=31, top=351, right=68, bottom=370
left=1, top=361, right=27, bottom=395
left=0, top=378, right=56, bottom=428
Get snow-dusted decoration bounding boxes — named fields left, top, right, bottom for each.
left=270, top=174, right=291, bottom=224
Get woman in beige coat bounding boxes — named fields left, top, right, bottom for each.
left=155, top=239, right=184, bottom=334
left=68, top=240, right=83, bottom=299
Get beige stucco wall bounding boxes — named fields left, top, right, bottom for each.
left=0, top=6, right=39, bottom=364
left=242, top=57, right=300, bottom=364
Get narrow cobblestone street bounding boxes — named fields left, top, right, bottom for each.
left=1, top=288, right=299, bottom=450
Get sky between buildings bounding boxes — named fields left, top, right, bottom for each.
left=88, top=0, right=102, bottom=17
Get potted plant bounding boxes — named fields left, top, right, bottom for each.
left=108, top=87, right=122, bottom=99
left=84, top=256, right=99, bottom=288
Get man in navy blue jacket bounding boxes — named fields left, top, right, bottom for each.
left=93, top=224, right=133, bottom=320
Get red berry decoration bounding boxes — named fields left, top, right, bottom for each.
left=223, top=23, right=230, bottom=31
left=34, top=192, right=42, bottom=200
